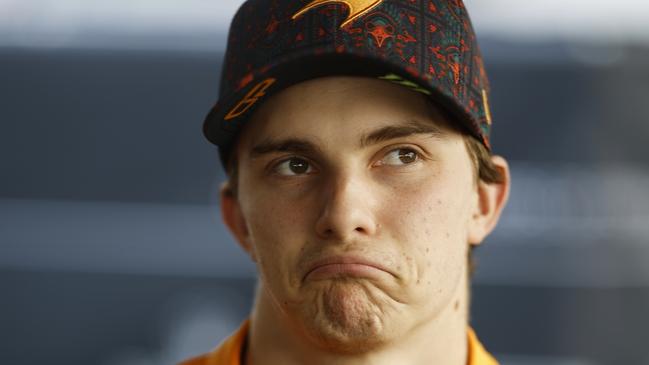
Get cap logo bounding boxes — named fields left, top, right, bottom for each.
left=379, top=73, right=431, bottom=96
left=292, top=0, right=384, bottom=29
left=224, top=78, right=277, bottom=121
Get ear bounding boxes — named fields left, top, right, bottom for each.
left=467, top=155, right=511, bottom=246
left=220, top=181, right=257, bottom=262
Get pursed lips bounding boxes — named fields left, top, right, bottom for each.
left=303, top=255, right=395, bottom=281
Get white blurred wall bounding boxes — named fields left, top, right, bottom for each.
left=1, top=0, right=648, bottom=49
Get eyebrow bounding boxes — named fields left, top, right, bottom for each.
left=359, top=119, right=445, bottom=148
left=250, top=138, right=322, bottom=159
left=249, top=119, right=445, bottom=159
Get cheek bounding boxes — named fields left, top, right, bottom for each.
left=378, top=172, right=471, bottom=291
left=242, top=177, right=307, bottom=236
left=247, top=198, right=307, bottom=239
left=241, top=191, right=313, bottom=289
left=381, top=174, right=470, bottom=245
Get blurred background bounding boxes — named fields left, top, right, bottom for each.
left=1, top=0, right=648, bottom=364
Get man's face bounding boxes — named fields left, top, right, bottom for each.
left=225, top=76, right=489, bottom=350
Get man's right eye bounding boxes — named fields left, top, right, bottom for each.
left=273, top=157, right=313, bottom=176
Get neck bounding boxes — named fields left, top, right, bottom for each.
left=246, top=272, right=470, bottom=365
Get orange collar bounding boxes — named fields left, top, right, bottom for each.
left=180, top=319, right=499, bottom=365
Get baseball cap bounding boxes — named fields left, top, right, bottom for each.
left=203, top=0, right=493, bottom=167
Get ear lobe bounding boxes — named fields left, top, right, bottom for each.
left=467, top=155, right=511, bottom=246
left=220, top=181, right=257, bottom=262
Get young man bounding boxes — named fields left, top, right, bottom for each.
left=183, top=0, right=510, bottom=364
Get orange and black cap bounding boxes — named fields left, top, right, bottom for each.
left=204, top=0, right=493, bottom=167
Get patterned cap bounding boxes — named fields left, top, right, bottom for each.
left=204, top=0, right=493, bottom=166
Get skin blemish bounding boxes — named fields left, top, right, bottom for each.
left=454, top=300, right=460, bottom=311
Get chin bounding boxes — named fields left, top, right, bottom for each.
left=300, top=279, right=396, bottom=353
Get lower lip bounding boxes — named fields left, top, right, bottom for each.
left=306, top=263, right=388, bottom=281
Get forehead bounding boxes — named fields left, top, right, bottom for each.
left=234, top=76, right=457, bottom=153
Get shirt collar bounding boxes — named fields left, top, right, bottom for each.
left=202, top=319, right=499, bottom=365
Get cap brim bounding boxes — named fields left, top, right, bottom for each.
left=204, top=50, right=485, bottom=166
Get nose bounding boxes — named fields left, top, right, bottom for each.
left=314, top=171, right=379, bottom=241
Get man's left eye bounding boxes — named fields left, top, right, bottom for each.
left=381, top=148, right=420, bottom=166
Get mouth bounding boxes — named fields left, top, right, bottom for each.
left=304, top=255, right=394, bottom=282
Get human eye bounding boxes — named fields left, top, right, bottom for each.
left=380, top=147, right=421, bottom=166
left=272, top=157, right=314, bottom=176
